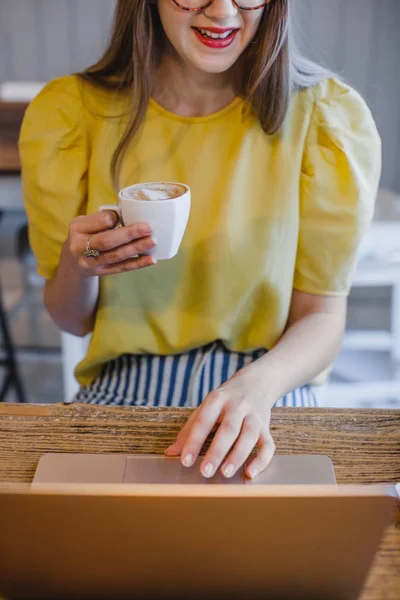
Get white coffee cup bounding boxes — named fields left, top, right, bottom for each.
left=99, top=182, right=191, bottom=260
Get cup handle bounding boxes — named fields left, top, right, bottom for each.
left=99, top=204, right=122, bottom=225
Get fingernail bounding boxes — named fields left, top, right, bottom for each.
left=139, top=223, right=152, bottom=235
left=223, top=464, right=234, bottom=478
left=104, top=213, right=116, bottom=227
left=248, top=467, right=258, bottom=479
left=182, top=454, right=193, bottom=467
left=151, top=237, right=157, bottom=246
left=202, top=463, right=214, bottom=478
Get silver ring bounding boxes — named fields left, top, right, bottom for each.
left=84, top=235, right=101, bottom=258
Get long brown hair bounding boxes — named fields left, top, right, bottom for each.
left=79, top=0, right=330, bottom=189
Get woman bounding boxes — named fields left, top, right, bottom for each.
left=19, top=0, right=381, bottom=480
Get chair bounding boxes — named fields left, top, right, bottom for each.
left=0, top=278, right=26, bottom=403
left=60, top=331, right=91, bottom=402
left=8, top=224, right=44, bottom=325
left=326, top=189, right=400, bottom=403
left=12, top=224, right=88, bottom=403
left=0, top=180, right=27, bottom=403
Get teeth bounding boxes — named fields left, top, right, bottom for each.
left=197, top=28, right=234, bottom=39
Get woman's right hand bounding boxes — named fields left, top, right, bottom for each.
left=66, top=210, right=157, bottom=277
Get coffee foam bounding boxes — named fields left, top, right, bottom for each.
left=125, top=183, right=185, bottom=202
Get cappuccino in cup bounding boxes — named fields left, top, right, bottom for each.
left=100, top=182, right=191, bottom=260
left=124, top=183, right=186, bottom=202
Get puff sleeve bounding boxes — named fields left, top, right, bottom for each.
left=294, top=79, right=382, bottom=296
left=19, top=76, right=88, bottom=280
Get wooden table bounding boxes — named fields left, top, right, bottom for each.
left=0, top=403, right=399, bottom=599
left=0, top=102, right=27, bottom=172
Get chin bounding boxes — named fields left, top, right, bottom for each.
left=196, top=64, right=236, bottom=74
left=189, top=53, right=239, bottom=74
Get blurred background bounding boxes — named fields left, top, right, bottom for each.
left=0, top=0, right=399, bottom=407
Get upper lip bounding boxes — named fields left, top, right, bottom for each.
left=193, top=26, right=239, bottom=33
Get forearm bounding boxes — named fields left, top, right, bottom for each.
left=43, top=209, right=157, bottom=335
left=44, top=242, right=99, bottom=337
left=250, top=310, right=346, bottom=404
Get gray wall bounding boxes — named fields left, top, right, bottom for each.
left=293, top=0, right=400, bottom=194
left=0, top=0, right=115, bottom=81
left=0, top=0, right=399, bottom=191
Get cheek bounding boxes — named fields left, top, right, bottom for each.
left=157, top=3, right=189, bottom=51
left=242, top=11, right=264, bottom=45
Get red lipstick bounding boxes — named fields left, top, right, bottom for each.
left=192, top=26, right=239, bottom=49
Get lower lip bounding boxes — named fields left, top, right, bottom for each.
left=193, top=28, right=238, bottom=49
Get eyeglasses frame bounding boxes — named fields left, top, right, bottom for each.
left=170, top=0, right=272, bottom=13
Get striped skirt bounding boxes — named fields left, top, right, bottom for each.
left=74, top=340, right=317, bottom=407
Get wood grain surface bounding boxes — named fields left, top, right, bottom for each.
left=0, top=403, right=399, bottom=599
left=0, top=101, right=26, bottom=172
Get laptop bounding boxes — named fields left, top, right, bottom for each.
left=0, top=454, right=396, bottom=600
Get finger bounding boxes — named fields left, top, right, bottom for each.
left=164, top=439, right=185, bottom=456
left=164, top=430, right=189, bottom=456
left=70, top=211, right=120, bottom=234
left=245, top=430, right=276, bottom=479
left=165, top=411, right=219, bottom=456
left=93, top=254, right=157, bottom=276
left=164, top=413, right=197, bottom=456
left=200, top=410, right=246, bottom=478
left=180, top=393, right=223, bottom=469
left=220, top=415, right=260, bottom=478
left=89, top=221, right=153, bottom=253
left=97, top=236, right=157, bottom=266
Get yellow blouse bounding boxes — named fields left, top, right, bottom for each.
left=19, top=75, right=381, bottom=387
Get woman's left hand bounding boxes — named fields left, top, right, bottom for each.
left=165, top=367, right=276, bottom=480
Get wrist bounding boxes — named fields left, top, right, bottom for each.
left=241, top=360, right=281, bottom=408
left=60, top=238, right=93, bottom=281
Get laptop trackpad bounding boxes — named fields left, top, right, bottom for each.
left=123, top=455, right=336, bottom=484
left=247, top=455, right=336, bottom=484
left=124, top=456, right=244, bottom=484
left=33, top=454, right=336, bottom=485
left=33, top=453, right=127, bottom=484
